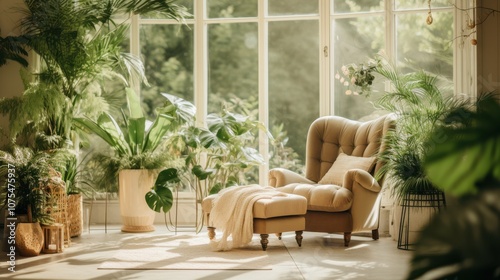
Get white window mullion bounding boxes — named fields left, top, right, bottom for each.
left=258, top=0, right=269, bottom=185
left=194, top=0, right=207, bottom=128
left=319, top=0, right=330, bottom=117
left=385, top=0, right=395, bottom=62
left=130, top=14, right=141, bottom=94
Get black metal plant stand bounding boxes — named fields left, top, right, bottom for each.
left=397, top=190, right=446, bottom=250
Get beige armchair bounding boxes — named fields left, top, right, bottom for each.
left=269, top=114, right=395, bottom=246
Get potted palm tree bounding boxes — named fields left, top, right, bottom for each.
left=0, top=0, right=190, bottom=233
left=338, top=55, right=469, bottom=247
left=74, top=88, right=196, bottom=232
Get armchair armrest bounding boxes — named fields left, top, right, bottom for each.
left=343, top=169, right=381, bottom=193
left=269, top=168, right=315, bottom=187
left=344, top=169, right=383, bottom=232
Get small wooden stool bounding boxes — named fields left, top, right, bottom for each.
left=41, top=223, right=64, bottom=254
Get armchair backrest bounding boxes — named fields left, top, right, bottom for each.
left=305, top=114, right=395, bottom=184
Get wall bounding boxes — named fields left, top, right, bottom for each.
left=476, top=0, right=500, bottom=95
left=0, top=0, right=27, bottom=146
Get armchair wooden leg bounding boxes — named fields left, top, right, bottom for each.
left=344, top=232, right=351, bottom=247
left=276, top=233, right=282, bottom=240
left=260, top=234, right=269, bottom=251
left=372, top=229, right=379, bottom=240
left=207, top=227, right=216, bottom=240
left=295, top=231, right=303, bottom=247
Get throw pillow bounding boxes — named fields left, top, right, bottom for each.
left=318, top=153, right=376, bottom=186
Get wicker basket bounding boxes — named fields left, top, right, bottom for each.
left=67, top=194, right=83, bottom=237
left=15, top=222, right=44, bottom=257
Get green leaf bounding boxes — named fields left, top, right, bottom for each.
left=158, top=92, right=196, bottom=124
left=145, top=168, right=180, bottom=213
left=424, top=97, right=500, bottom=196
left=145, top=187, right=173, bottom=213
left=192, top=165, right=212, bottom=180
left=125, top=87, right=144, bottom=119
left=96, top=113, right=131, bottom=156
left=127, top=117, right=146, bottom=155
left=73, top=114, right=130, bottom=156
left=142, top=114, right=173, bottom=153
left=209, top=183, right=223, bottom=195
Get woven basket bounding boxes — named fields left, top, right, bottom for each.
left=67, top=194, right=83, bottom=237
left=15, top=222, right=44, bottom=257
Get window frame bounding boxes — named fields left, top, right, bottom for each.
left=130, top=0, right=474, bottom=185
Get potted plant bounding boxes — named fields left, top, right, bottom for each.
left=0, top=146, right=53, bottom=255
left=337, top=55, right=469, bottom=245
left=408, top=94, right=500, bottom=279
left=146, top=108, right=271, bottom=232
left=73, top=88, right=196, bottom=232
left=0, top=0, right=190, bottom=233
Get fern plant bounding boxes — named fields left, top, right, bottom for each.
left=0, top=146, right=53, bottom=224
left=346, top=56, right=469, bottom=202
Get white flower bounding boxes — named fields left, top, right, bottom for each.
left=341, top=65, right=347, bottom=72
left=343, top=81, right=349, bottom=86
left=353, top=91, right=359, bottom=95
left=351, top=77, right=356, bottom=83
left=345, top=90, right=352, bottom=95
left=335, top=73, right=340, bottom=79
left=340, top=77, right=345, bottom=83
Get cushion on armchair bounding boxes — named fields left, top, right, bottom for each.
left=318, top=153, right=376, bottom=186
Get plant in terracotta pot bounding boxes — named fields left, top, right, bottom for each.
left=73, top=88, right=196, bottom=232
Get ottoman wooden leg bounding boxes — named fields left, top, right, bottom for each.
left=372, top=229, right=379, bottom=240
left=276, top=233, right=282, bottom=240
left=260, top=234, right=269, bottom=251
left=208, top=227, right=216, bottom=240
left=295, top=231, right=303, bottom=247
left=344, top=232, right=351, bottom=247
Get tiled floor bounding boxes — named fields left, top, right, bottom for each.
left=0, top=225, right=412, bottom=280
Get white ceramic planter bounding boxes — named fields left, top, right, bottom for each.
left=118, top=169, right=157, bottom=232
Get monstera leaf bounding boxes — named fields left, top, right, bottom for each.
left=145, top=168, right=179, bottom=213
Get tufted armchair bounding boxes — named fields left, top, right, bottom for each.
left=269, top=114, right=395, bottom=246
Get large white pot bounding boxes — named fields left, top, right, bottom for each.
left=119, top=169, right=156, bottom=232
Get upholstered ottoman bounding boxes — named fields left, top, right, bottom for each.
left=202, top=189, right=307, bottom=251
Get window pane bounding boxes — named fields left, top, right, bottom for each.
left=140, top=24, right=194, bottom=117
left=208, top=0, right=257, bottom=18
left=141, top=0, right=194, bottom=19
left=269, top=20, right=319, bottom=170
left=332, top=0, right=383, bottom=14
left=268, top=0, right=318, bottom=16
left=332, top=16, right=385, bottom=120
left=396, top=0, right=451, bottom=10
left=396, top=11, right=453, bottom=80
left=208, top=23, right=258, bottom=113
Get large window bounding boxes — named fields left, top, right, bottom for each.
left=132, top=0, right=454, bottom=184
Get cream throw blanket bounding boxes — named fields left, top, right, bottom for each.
left=210, top=184, right=286, bottom=251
